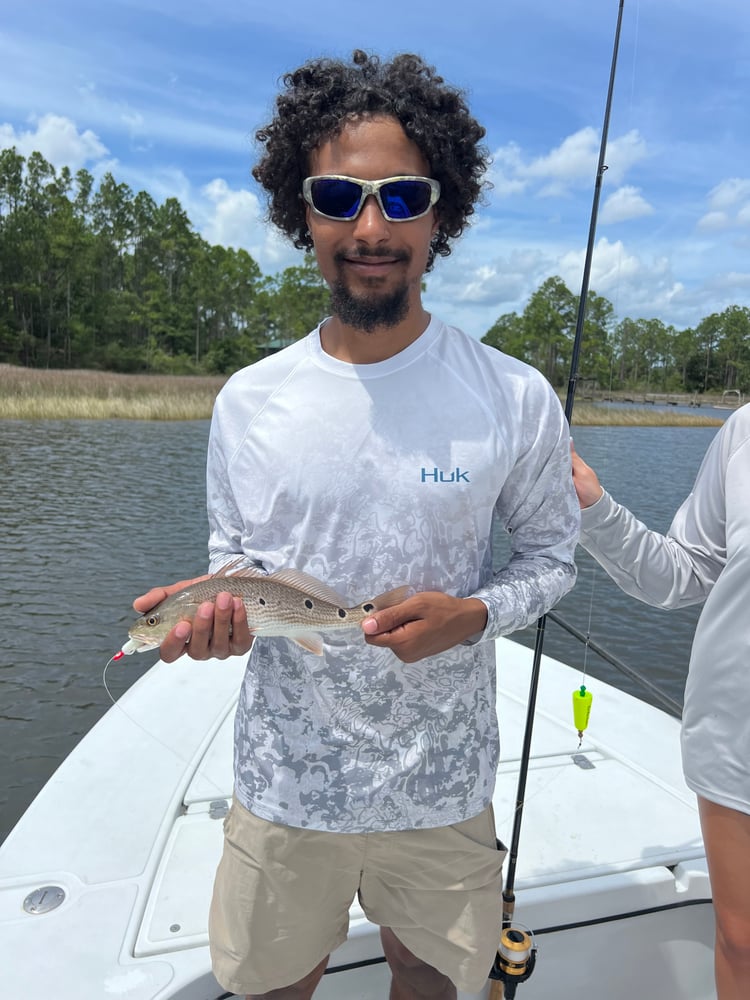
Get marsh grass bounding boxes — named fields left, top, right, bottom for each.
left=0, top=364, right=728, bottom=425
left=0, top=365, right=226, bottom=420
left=570, top=402, right=724, bottom=427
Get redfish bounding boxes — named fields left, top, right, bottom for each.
left=125, top=562, right=411, bottom=656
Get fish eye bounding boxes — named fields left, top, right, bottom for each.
left=146, top=614, right=160, bottom=627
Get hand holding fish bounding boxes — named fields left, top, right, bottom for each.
left=132, top=574, right=254, bottom=663
left=127, top=562, right=411, bottom=661
left=361, top=592, right=488, bottom=663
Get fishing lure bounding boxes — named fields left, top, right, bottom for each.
left=572, top=684, right=593, bottom=746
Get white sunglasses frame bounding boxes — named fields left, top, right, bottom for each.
left=302, top=174, right=441, bottom=222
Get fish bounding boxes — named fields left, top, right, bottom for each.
left=125, top=560, right=412, bottom=656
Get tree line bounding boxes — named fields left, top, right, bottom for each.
left=1, top=147, right=748, bottom=391
left=482, top=276, right=749, bottom=394
left=0, top=148, right=329, bottom=373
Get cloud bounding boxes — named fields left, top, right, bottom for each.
left=559, top=236, right=640, bottom=293
left=0, top=113, right=108, bottom=170
left=600, top=186, right=654, bottom=224
left=697, top=210, right=730, bottom=231
left=200, top=178, right=262, bottom=246
left=706, top=177, right=750, bottom=209
left=489, top=142, right=529, bottom=197
left=698, top=177, right=750, bottom=230
left=490, top=128, right=648, bottom=200
left=196, top=177, right=298, bottom=271
left=525, top=127, right=601, bottom=193
left=451, top=250, right=550, bottom=306
left=556, top=237, right=687, bottom=321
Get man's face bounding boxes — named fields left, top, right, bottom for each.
left=305, top=115, right=439, bottom=333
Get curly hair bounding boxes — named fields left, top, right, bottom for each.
left=253, top=50, right=489, bottom=271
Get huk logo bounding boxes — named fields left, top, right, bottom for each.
left=420, top=467, right=470, bottom=483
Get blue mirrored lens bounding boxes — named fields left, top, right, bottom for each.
left=381, top=181, right=432, bottom=219
left=309, top=179, right=362, bottom=219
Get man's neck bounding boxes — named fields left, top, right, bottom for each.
left=320, top=308, right=432, bottom=365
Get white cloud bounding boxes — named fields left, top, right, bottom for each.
left=490, top=128, right=648, bottom=200
left=602, top=131, right=650, bottom=185
left=195, top=177, right=298, bottom=271
left=0, top=113, right=108, bottom=170
left=697, top=210, right=730, bottom=231
left=525, top=127, right=601, bottom=192
left=600, top=186, right=654, bottom=224
left=489, top=142, right=528, bottom=197
left=455, top=250, right=549, bottom=306
left=557, top=237, right=688, bottom=321
left=706, top=177, right=750, bottom=210
left=559, top=236, right=641, bottom=294
left=200, top=178, right=262, bottom=246
left=697, top=177, right=750, bottom=230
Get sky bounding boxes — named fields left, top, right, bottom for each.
left=1, top=0, right=749, bottom=339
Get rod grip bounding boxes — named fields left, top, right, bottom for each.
left=488, top=979, right=505, bottom=999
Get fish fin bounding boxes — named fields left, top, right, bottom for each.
left=291, top=633, right=325, bottom=656
left=212, top=560, right=348, bottom=606
left=266, top=568, right=350, bottom=606
left=369, top=585, right=414, bottom=611
left=212, top=557, right=263, bottom=578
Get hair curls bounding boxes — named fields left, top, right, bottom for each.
left=253, top=50, right=489, bottom=271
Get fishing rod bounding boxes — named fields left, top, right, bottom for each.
left=489, top=2, right=626, bottom=996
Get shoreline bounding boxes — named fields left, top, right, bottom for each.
left=0, top=364, right=729, bottom=425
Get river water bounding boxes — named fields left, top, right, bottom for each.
left=0, top=413, right=728, bottom=843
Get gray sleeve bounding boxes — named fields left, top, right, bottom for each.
left=471, top=403, right=580, bottom=639
left=578, top=444, right=727, bottom=609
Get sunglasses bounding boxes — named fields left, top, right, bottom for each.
left=302, top=175, right=440, bottom=222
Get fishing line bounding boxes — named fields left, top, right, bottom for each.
left=102, top=653, right=231, bottom=799
left=568, top=0, right=641, bottom=724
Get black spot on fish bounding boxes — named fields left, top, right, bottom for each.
left=338, top=608, right=347, bottom=618
left=362, top=603, right=374, bottom=613
left=258, top=597, right=266, bottom=606
left=304, top=599, right=314, bottom=609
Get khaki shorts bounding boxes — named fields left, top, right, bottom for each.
left=209, top=798, right=506, bottom=995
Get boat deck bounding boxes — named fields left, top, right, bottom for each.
left=0, top=638, right=714, bottom=999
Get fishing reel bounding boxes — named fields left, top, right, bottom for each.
left=488, top=924, right=536, bottom=999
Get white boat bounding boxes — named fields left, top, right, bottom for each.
left=0, top=637, right=715, bottom=999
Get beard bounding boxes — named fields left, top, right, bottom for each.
left=329, top=248, right=411, bottom=333
left=329, top=281, right=410, bottom=333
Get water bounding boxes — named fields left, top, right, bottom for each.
left=0, top=418, right=725, bottom=844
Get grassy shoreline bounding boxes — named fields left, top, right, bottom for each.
left=0, top=365, right=227, bottom=421
left=0, top=364, right=727, bottom=425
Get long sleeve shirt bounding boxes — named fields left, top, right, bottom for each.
left=579, top=403, right=750, bottom=814
left=206, top=316, right=579, bottom=831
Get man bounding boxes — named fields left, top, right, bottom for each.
left=572, top=412, right=750, bottom=1000
left=136, top=51, right=579, bottom=1000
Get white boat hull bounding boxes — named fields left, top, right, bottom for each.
left=0, top=638, right=715, bottom=999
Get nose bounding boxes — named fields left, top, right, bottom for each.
left=351, top=194, right=391, bottom=242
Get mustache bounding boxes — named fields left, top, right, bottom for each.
left=334, top=247, right=410, bottom=263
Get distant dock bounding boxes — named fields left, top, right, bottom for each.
left=579, top=389, right=745, bottom=409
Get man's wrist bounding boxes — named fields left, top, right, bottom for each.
left=461, top=597, right=488, bottom=645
